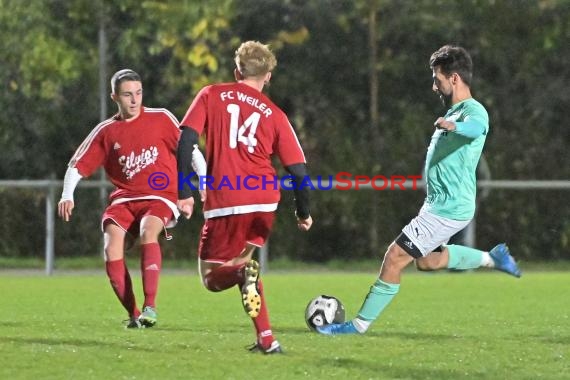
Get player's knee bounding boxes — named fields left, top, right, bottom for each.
left=104, top=247, right=123, bottom=261
left=139, top=229, right=160, bottom=244
left=383, top=243, right=409, bottom=271
left=415, top=259, right=435, bottom=271
left=415, top=253, right=445, bottom=271
left=203, top=282, right=222, bottom=292
left=202, top=274, right=223, bottom=292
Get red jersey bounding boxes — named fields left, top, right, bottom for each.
left=70, top=106, right=180, bottom=204
left=180, top=82, right=306, bottom=219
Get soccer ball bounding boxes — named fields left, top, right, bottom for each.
left=305, top=295, right=345, bottom=330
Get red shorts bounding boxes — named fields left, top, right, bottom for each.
left=198, top=212, right=275, bottom=263
left=102, top=200, right=174, bottom=237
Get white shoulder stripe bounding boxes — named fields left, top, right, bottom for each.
left=144, top=107, right=180, bottom=128
left=69, top=118, right=115, bottom=167
left=286, top=120, right=306, bottom=162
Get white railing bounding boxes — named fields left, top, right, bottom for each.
left=1, top=179, right=569, bottom=275
left=0, top=179, right=112, bottom=275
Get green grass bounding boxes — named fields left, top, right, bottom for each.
left=0, top=271, right=568, bottom=379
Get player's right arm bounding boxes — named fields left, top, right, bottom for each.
left=58, top=121, right=109, bottom=221
left=58, top=167, right=83, bottom=222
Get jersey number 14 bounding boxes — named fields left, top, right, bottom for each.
left=227, top=104, right=260, bottom=153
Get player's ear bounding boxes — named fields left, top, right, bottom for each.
left=264, top=72, right=272, bottom=85
left=234, top=68, right=244, bottom=81
left=451, top=72, right=459, bottom=85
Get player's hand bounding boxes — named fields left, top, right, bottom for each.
left=297, top=215, right=313, bottom=231
left=434, top=117, right=456, bottom=131
left=58, top=199, right=74, bottom=222
left=177, top=197, right=195, bottom=219
left=199, top=189, right=207, bottom=203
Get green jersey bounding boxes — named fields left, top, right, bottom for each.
left=423, top=98, right=489, bottom=220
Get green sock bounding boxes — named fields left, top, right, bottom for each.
left=356, top=279, right=400, bottom=321
left=446, top=244, right=484, bottom=270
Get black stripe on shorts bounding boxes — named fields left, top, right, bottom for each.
left=395, top=232, right=423, bottom=259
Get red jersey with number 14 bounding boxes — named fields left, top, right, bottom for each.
left=181, top=82, right=306, bottom=219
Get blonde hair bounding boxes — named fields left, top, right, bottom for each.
left=234, top=41, right=277, bottom=78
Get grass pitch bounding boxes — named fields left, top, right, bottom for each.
left=0, top=270, right=568, bottom=379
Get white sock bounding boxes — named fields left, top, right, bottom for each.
left=352, top=317, right=371, bottom=333
left=480, top=251, right=495, bottom=268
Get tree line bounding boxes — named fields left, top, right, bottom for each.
left=0, top=0, right=568, bottom=261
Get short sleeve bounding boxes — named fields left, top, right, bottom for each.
left=274, top=114, right=306, bottom=167
left=180, top=86, right=210, bottom=135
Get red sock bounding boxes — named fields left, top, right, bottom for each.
left=141, top=242, right=162, bottom=309
left=105, top=259, right=139, bottom=317
left=203, top=264, right=245, bottom=292
left=249, top=280, right=274, bottom=349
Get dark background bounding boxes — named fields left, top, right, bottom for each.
left=0, top=0, right=568, bottom=262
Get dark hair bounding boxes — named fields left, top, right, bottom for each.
left=110, top=69, right=141, bottom=94
left=429, top=45, right=473, bottom=86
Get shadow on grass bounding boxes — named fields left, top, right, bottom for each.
left=315, top=357, right=489, bottom=379
left=0, top=321, right=26, bottom=328
left=0, top=336, right=153, bottom=351
left=159, top=324, right=473, bottom=344
left=273, top=325, right=467, bottom=342
left=378, top=330, right=467, bottom=341
left=533, top=334, right=570, bottom=345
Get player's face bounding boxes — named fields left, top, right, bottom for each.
left=432, top=67, right=453, bottom=107
left=113, top=80, right=143, bottom=120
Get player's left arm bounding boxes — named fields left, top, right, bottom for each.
left=285, top=163, right=312, bottom=231
left=434, top=115, right=487, bottom=138
left=435, top=103, right=489, bottom=139
left=176, top=127, right=206, bottom=218
left=453, top=113, right=487, bottom=139
left=276, top=114, right=312, bottom=231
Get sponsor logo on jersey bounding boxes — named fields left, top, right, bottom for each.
left=118, top=146, right=159, bottom=180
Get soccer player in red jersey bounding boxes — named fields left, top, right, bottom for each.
left=58, top=69, right=185, bottom=328
left=177, top=41, right=313, bottom=354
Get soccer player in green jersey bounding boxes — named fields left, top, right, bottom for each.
left=317, top=45, right=521, bottom=336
